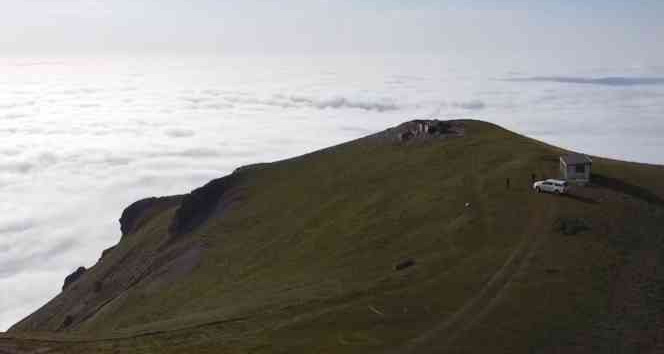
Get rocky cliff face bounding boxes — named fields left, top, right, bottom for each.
left=119, top=196, right=184, bottom=237
left=169, top=174, right=241, bottom=236
left=62, top=267, right=86, bottom=291
left=10, top=173, right=245, bottom=332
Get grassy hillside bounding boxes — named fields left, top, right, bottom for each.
left=3, top=120, right=664, bottom=353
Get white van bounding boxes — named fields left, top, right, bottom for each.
left=533, top=179, right=568, bottom=194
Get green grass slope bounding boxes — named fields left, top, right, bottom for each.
left=3, top=120, right=664, bottom=353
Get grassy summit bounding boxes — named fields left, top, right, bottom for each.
left=3, top=120, right=664, bottom=353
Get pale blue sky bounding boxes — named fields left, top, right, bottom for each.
left=0, top=0, right=664, bottom=65
left=0, top=0, right=662, bottom=64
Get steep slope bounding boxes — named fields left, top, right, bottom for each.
left=4, top=119, right=664, bottom=353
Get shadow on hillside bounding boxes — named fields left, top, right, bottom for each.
left=591, top=173, right=664, bottom=207
left=561, top=193, right=598, bottom=205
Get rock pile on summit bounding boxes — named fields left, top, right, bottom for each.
left=375, top=119, right=465, bottom=142
left=399, top=120, right=464, bottom=142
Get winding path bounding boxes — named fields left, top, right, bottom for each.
left=396, top=196, right=555, bottom=353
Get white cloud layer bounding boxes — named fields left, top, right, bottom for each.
left=0, top=54, right=663, bottom=330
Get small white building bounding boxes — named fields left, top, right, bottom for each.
left=560, top=154, right=592, bottom=185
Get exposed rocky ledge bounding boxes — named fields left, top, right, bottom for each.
left=169, top=174, right=240, bottom=236
left=119, top=195, right=183, bottom=237
left=62, top=267, right=86, bottom=291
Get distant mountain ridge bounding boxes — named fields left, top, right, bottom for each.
left=504, top=76, right=664, bottom=86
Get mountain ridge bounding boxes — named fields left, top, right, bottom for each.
left=4, top=119, right=664, bottom=353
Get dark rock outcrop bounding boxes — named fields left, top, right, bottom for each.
left=119, top=196, right=183, bottom=237
left=62, top=267, right=86, bottom=291
left=395, top=258, right=416, bottom=271
left=61, top=315, right=74, bottom=329
left=169, top=174, right=239, bottom=235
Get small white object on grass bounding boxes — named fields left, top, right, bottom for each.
left=368, top=305, right=384, bottom=316
left=465, top=202, right=471, bottom=207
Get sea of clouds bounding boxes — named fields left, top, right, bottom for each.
left=0, top=54, right=663, bottom=330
